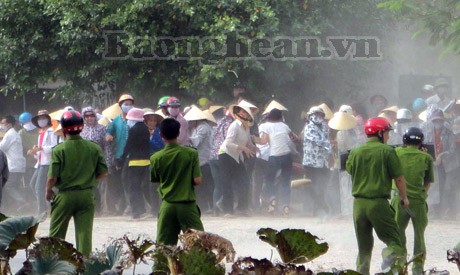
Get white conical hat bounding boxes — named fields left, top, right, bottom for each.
left=184, top=105, right=216, bottom=123
left=239, top=99, right=259, bottom=114
left=203, top=109, right=217, bottom=124
left=263, top=100, right=288, bottom=115
left=328, top=112, right=357, bottom=130
left=229, top=103, right=255, bottom=122
left=317, top=103, right=333, bottom=120
left=381, top=105, right=399, bottom=113
left=102, top=103, right=122, bottom=119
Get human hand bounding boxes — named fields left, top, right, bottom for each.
left=46, top=188, right=55, bottom=202
left=400, top=197, right=409, bottom=208
left=105, top=134, right=114, bottom=142
left=240, top=146, right=255, bottom=158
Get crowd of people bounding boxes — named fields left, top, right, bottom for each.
left=0, top=77, right=459, bottom=272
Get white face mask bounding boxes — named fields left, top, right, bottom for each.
left=37, top=118, right=49, bottom=128
left=23, top=121, right=36, bottom=131
left=168, top=107, right=180, bottom=117
left=0, top=125, right=7, bottom=132
left=127, top=120, right=137, bottom=128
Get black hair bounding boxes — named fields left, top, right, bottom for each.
left=159, top=118, right=181, bottom=140
left=267, top=108, right=282, bottom=122
left=4, top=115, right=16, bottom=126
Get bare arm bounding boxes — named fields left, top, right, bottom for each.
left=96, top=172, right=108, bottom=181
left=395, top=175, right=409, bottom=207
left=252, top=133, right=269, bottom=145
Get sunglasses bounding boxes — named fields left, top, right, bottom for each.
left=84, top=114, right=96, bottom=118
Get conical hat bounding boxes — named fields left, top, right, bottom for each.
left=208, top=105, right=225, bottom=114
left=102, top=103, right=122, bottom=119
left=263, top=100, right=288, bottom=114
left=239, top=99, right=259, bottom=114
left=184, top=105, right=209, bottom=121
left=229, top=103, right=255, bottom=122
left=328, top=112, right=357, bottom=131
left=98, top=116, right=111, bottom=126
left=49, top=109, right=65, bottom=121
left=203, top=110, right=217, bottom=124
left=317, top=103, right=333, bottom=120
left=155, top=109, right=166, bottom=118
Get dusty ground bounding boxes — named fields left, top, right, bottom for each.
left=8, top=213, right=460, bottom=274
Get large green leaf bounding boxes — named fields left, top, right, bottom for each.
left=83, top=240, right=124, bottom=275
left=177, top=245, right=225, bottom=275
left=230, top=257, right=314, bottom=274
left=257, top=228, right=329, bottom=264
left=29, top=237, right=85, bottom=274
left=31, top=255, right=77, bottom=275
left=0, top=214, right=44, bottom=258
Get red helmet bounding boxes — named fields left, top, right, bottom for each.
left=364, top=117, right=393, bottom=135
left=166, top=97, right=180, bottom=107
left=61, top=110, right=84, bottom=134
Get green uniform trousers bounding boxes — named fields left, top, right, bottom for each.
left=353, top=198, right=404, bottom=275
left=391, top=195, right=428, bottom=275
left=49, top=189, right=95, bottom=256
left=156, top=201, right=204, bottom=245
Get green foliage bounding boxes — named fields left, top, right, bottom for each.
left=257, top=228, right=329, bottom=264
left=0, top=0, right=395, bottom=105
left=177, top=244, right=225, bottom=275
left=83, top=240, right=124, bottom=275
left=0, top=213, right=8, bottom=222
left=379, top=0, right=460, bottom=56
left=230, top=257, right=314, bottom=274
left=0, top=214, right=44, bottom=258
left=31, top=255, right=77, bottom=275
left=121, top=233, right=154, bottom=274
left=29, top=237, right=85, bottom=274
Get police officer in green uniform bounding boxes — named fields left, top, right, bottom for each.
left=346, top=117, right=409, bottom=275
left=46, top=110, right=108, bottom=256
left=391, top=127, right=434, bottom=275
left=150, top=118, right=204, bottom=246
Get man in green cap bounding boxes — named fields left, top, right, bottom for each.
left=346, top=117, right=409, bottom=275
left=391, top=127, right=434, bottom=275
left=46, top=110, right=108, bottom=256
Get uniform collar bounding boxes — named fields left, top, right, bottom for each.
left=366, top=137, right=381, bottom=143
left=68, top=135, right=83, bottom=140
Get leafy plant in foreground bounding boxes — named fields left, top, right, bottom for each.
left=84, top=239, right=124, bottom=275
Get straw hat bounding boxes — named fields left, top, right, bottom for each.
left=328, top=112, right=357, bottom=131
left=49, top=109, right=65, bottom=121
left=102, top=103, right=122, bottom=119
left=263, top=100, right=288, bottom=115
left=238, top=99, right=259, bottom=114
left=208, top=105, right=225, bottom=114
left=184, top=105, right=216, bottom=123
left=291, top=178, right=312, bottom=189
left=317, top=103, right=333, bottom=120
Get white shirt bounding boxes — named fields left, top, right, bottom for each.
left=219, top=120, right=255, bottom=163
left=35, top=127, right=58, bottom=166
left=189, top=121, right=212, bottom=165
left=0, top=128, right=26, bottom=173
left=259, top=122, right=292, bottom=157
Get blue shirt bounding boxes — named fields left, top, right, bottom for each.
left=106, top=114, right=129, bottom=159
left=149, top=127, right=164, bottom=155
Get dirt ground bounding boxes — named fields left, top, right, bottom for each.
left=8, top=213, right=460, bottom=274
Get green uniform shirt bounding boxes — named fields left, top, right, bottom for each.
left=393, top=146, right=434, bottom=202
left=346, top=138, right=403, bottom=199
left=150, top=143, right=201, bottom=203
left=48, top=135, right=108, bottom=191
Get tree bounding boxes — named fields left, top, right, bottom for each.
left=0, top=0, right=395, bottom=110
left=379, top=0, right=460, bottom=56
